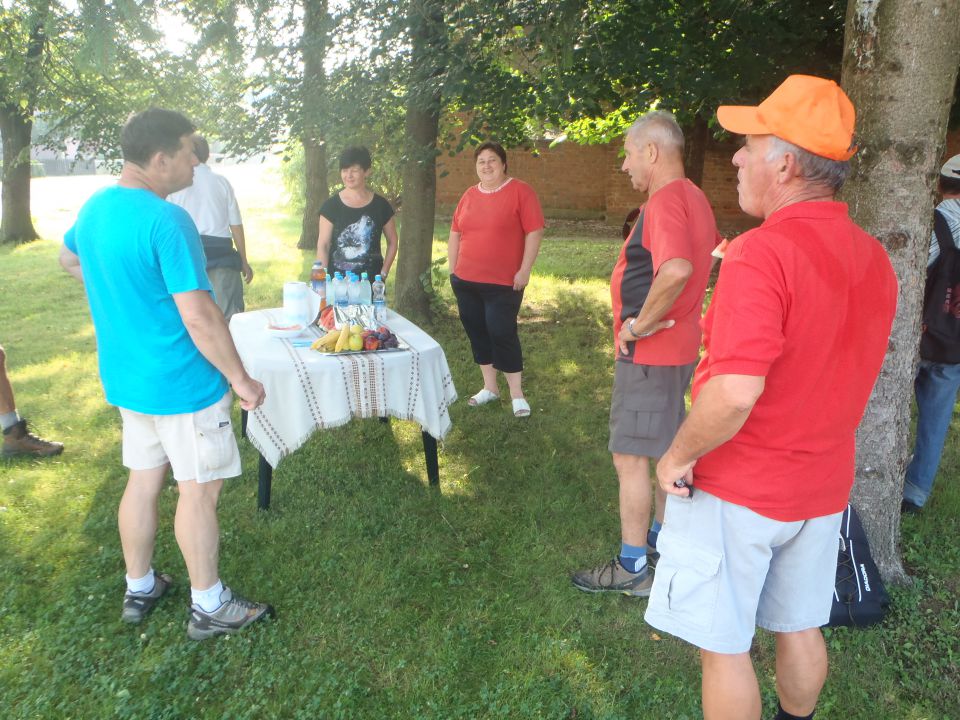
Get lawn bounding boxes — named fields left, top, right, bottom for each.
left=0, top=165, right=957, bottom=719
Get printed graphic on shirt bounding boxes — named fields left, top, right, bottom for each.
left=319, top=193, right=394, bottom=277
left=332, top=215, right=377, bottom=272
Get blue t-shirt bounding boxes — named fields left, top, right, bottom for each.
left=64, top=186, right=228, bottom=414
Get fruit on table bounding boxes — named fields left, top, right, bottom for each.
left=311, top=325, right=401, bottom=353
left=311, top=328, right=341, bottom=352
left=319, top=305, right=335, bottom=330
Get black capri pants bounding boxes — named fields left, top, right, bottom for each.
left=450, top=274, right=525, bottom=373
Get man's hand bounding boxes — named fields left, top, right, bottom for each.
left=513, top=268, right=531, bottom=291
left=617, top=317, right=675, bottom=355
left=232, top=375, right=265, bottom=411
left=656, top=451, right=695, bottom=498
left=241, top=262, right=254, bottom=284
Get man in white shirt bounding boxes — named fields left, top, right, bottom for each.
left=168, top=134, right=253, bottom=321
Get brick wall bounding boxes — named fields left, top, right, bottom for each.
left=436, top=141, right=610, bottom=216
left=435, top=128, right=960, bottom=237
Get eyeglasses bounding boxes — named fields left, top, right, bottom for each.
left=622, top=207, right=641, bottom=240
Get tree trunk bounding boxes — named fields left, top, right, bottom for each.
left=395, top=0, right=445, bottom=322
left=300, top=137, right=327, bottom=252
left=0, top=1, right=47, bottom=245
left=683, top=112, right=709, bottom=187
left=298, top=0, right=329, bottom=251
left=0, top=105, right=39, bottom=244
left=840, top=0, right=960, bottom=584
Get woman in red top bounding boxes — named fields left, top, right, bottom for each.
left=447, top=142, right=545, bottom=417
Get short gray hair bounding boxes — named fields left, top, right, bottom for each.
left=627, top=110, right=685, bottom=156
left=766, top=136, right=850, bottom=191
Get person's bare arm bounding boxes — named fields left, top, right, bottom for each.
left=513, top=228, right=544, bottom=290
left=172, top=290, right=265, bottom=410
left=656, top=373, right=765, bottom=496
left=59, top=245, right=84, bottom=283
left=380, top=217, right=399, bottom=278
left=230, top=224, right=253, bottom=283
left=617, top=257, right=692, bottom=354
left=317, top=216, right=334, bottom=268
left=447, top=230, right=461, bottom=274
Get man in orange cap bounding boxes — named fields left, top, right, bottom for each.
left=644, top=75, right=898, bottom=720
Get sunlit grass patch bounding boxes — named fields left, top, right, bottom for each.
left=0, top=172, right=956, bottom=719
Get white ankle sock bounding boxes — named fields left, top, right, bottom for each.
left=0, top=410, right=20, bottom=432
left=126, top=568, right=155, bottom=594
left=191, top=580, right=225, bottom=612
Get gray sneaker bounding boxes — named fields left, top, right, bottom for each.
left=121, top=571, right=173, bottom=624
left=187, top=587, right=274, bottom=641
left=572, top=557, right=653, bottom=597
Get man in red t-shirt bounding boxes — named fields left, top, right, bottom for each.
left=646, top=76, right=898, bottom=720
left=572, top=110, right=719, bottom=597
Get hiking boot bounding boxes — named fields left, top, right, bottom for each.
left=2, top=419, right=64, bottom=458
left=572, top=557, right=654, bottom=597
left=646, top=528, right=660, bottom=569
left=187, top=587, right=274, bottom=641
left=645, top=545, right=660, bottom=570
left=121, top=571, right=173, bottom=624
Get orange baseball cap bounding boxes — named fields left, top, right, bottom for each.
left=717, top=75, right=857, bottom=161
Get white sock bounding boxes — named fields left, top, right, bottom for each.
left=191, top=580, right=225, bottom=612
left=126, top=568, right=155, bottom=594
left=0, top=410, right=20, bottom=431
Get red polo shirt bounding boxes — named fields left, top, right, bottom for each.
left=691, top=201, right=898, bottom=521
left=610, top=179, right=720, bottom=365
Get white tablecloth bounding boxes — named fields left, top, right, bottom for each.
left=230, top=308, right=458, bottom=468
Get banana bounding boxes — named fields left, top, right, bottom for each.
left=312, top=329, right=341, bottom=350
left=334, top=326, right=350, bottom=352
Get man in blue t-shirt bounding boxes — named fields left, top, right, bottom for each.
left=60, top=108, right=272, bottom=641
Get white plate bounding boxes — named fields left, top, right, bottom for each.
left=265, top=324, right=306, bottom=339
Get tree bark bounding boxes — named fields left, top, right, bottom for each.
left=0, top=106, right=39, bottom=244
left=395, top=0, right=445, bottom=322
left=0, top=0, right=48, bottom=245
left=683, top=112, right=709, bottom=187
left=840, top=0, right=960, bottom=584
left=298, top=0, right=329, bottom=251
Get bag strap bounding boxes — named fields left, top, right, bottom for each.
left=932, top=209, right=954, bottom=257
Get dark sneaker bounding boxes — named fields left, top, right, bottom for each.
left=2, top=419, right=64, bottom=458
left=901, top=499, right=922, bottom=514
left=121, top=571, right=173, bottom=624
left=572, top=557, right=654, bottom=597
left=187, top=587, right=274, bottom=641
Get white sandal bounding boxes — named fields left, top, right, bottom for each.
left=512, top=398, right=531, bottom=417
left=468, top=389, right=500, bottom=406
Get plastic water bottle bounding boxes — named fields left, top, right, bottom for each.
left=347, top=275, right=361, bottom=305
left=310, top=261, right=327, bottom=308
left=334, top=272, right=348, bottom=307
left=372, top=275, right=387, bottom=323
left=359, top=272, right=373, bottom=306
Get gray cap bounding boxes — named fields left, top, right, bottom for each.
left=941, top=154, right=960, bottom=177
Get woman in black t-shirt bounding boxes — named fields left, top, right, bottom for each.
left=317, top=146, right=399, bottom=279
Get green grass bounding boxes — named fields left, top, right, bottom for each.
left=0, top=168, right=958, bottom=719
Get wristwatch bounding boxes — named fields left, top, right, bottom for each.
left=628, top=318, right=653, bottom=339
